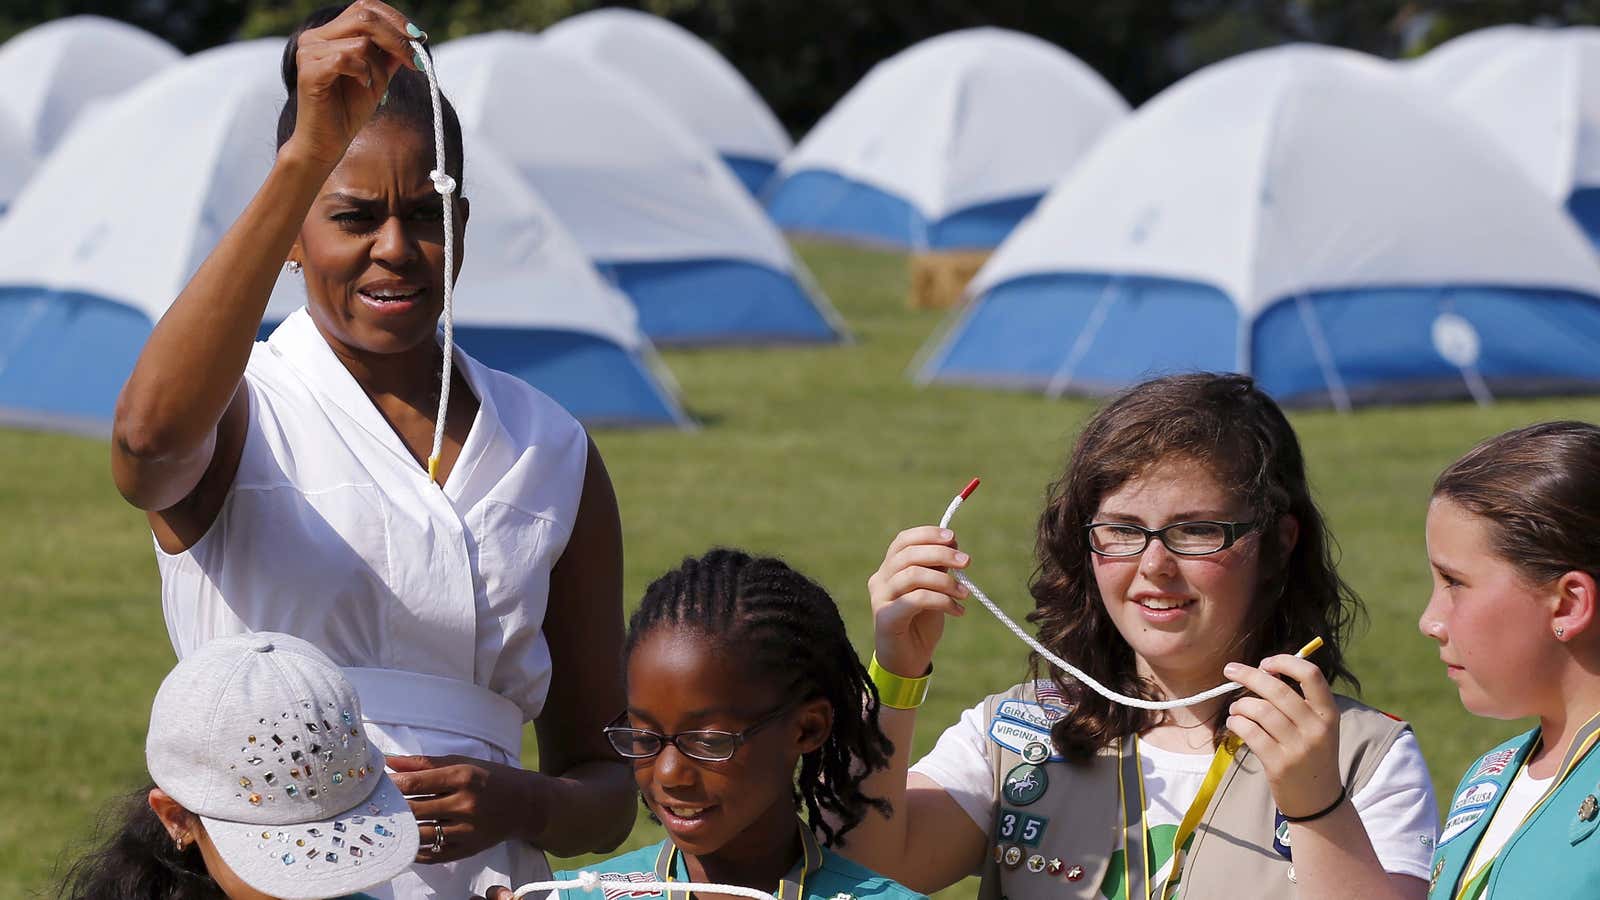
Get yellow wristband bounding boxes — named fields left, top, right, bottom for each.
left=869, top=654, right=932, bottom=709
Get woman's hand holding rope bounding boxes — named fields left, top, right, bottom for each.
left=282, top=0, right=421, bottom=172
left=1223, top=656, right=1345, bottom=819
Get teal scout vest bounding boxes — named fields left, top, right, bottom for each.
left=551, top=819, right=927, bottom=900
left=1427, top=712, right=1600, bottom=900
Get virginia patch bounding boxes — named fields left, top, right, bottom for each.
left=989, top=716, right=1064, bottom=762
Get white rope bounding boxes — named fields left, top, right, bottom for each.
left=939, top=483, right=1246, bottom=711
left=510, top=870, right=779, bottom=899
left=409, top=40, right=457, bottom=486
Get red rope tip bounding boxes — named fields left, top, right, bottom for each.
left=959, top=477, right=981, bottom=500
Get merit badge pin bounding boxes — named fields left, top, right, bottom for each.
left=1026, top=854, right=1046, bottom=874
left=1046, top=858, right=1064, bottom=876
left=1003, top=845, right=1025, bottom=869
left=1580, top=795, right=1598, bottom=822
left=1429, top=859, right=1445, bottom=894
left=1022, top=741, right=1051, bottom=764
left=1272, top=811, right=1293, bottom=859
left=1003, top=763, right=1049, bottom=806
left=1065, top=864, right=1085, bottom=882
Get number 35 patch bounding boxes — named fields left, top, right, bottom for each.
left=997, top=808, right=1050, bottom=847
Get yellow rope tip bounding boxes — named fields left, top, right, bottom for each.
left=427, top=456, right=441, bottom=485
left=1295, top=636, right=1325, bottom=659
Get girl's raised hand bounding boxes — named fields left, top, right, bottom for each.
left=1222, top=656, right=1344, bottom=818
left=867, top=525, right=971, bottom=678
left=283, top=0, right=423, bottom=170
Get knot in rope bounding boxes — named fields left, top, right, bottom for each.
left=429, top=169, right=457, bottom=195
left=574, top=871, right=600, bottom=890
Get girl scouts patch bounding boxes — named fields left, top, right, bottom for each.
left=1003, top=763, right=1049, bottom=806
left=1450, top=780, right=1499, bottom=813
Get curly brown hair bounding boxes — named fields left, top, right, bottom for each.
left=1028, top=373, right=1363, bottom=763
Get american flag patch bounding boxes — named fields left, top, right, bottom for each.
left=597, top=872, right=661, bottom=899
left=1034, top=680, right=1066, bottom=707
left=1474, top=748, right=1517, bottom=778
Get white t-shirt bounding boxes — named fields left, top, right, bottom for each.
left=1460, top=765, right=1554, bottom=900
left=910, top=697, right=1440, bottom=893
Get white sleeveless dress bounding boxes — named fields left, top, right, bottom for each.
left=156, top=308, right=589, bottom=898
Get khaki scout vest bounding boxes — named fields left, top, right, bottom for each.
left=974, top=681, right=1409, bottom=900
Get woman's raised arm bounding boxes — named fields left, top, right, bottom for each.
left=111, top=0, right=419, bottom=512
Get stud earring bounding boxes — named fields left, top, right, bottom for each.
left=285, top=260, right=302, bottom=274
left=1556, top=625, right=1566, bottom=640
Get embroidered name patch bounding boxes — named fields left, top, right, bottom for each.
left=1439, top=808, right=1489, bottom=847
left=989, top=717, right=1064, bottom=762
left=1474, top=749, right=1517, bottom=778
left=1450, top=779, right=1499, bottom=813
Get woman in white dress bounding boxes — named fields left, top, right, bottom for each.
left=110, top=3, right=635, bottom=897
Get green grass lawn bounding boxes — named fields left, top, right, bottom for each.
left=4, top=239, right=1596, bottom=897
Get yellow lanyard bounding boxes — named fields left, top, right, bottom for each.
left=1451, top=712, right=1600, bottom=900
left=1118, top=733, right=1241, bottom=900
left=657, top=818, right=820, bottom=900
left=1118, top=637, right=1323, bottom=900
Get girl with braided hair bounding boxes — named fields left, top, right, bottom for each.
left=522, top=549, right=925, bottom=900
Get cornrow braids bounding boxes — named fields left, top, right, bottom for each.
left=628, top=548, right=894, bottom=847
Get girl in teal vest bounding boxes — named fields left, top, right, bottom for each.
left=1421, top=421, right=1600, bottom=900
left=484, top=550, right=926, bottom=900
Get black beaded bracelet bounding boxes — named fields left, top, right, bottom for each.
left=1281, top=785, right=1348, bottom=823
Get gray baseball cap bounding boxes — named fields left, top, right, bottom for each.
left=146, top=633, right=419, bottom=899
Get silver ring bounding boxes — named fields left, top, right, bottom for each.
left=431, top=822, right=445, bottom=854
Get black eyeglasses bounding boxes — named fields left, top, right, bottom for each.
left=1085, top=520, right=1257, bottom=557
left=603, top=704, right=794, bottom=763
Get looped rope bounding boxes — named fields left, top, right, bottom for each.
left=409, top=40, right=456, bottom=487
left=939, top=483, right=1247, bottom=711
left=508, top=874, right=780, bottom=899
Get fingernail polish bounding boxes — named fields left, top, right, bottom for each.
left=406, top=22, right=427, bottom=40
left=940, top=529, right=954, bottom=540
left=414, top=50, right=428, bottom=72
left=954, top=552, right=970, bottom=565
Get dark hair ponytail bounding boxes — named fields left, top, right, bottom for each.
left=276, top=4, right=464, bottom=188
left=628, top=549, right=894, bottom=847
left=51, top=784, right=224, bottom=900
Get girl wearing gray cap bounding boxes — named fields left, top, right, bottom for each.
left=58, top=633, right=420, bottom=900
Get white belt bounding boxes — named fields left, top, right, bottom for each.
left=343, top=667, right=525, bottom=760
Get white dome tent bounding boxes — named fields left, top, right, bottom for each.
left=0, top=40, right=687, bottom=433
left=435, top=32, right=843, bottom=346
left=1410, top=26, right=1600, bottom=249
left=918, top=45, right=1600, bottom=409
left=0, top=15, right=179, bottom=211
left=765, top=28, right=1128, bottom=251
left=541, top=8, right=792, bottom=196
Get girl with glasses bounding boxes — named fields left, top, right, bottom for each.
left=844, top=373, right=1437, bottom=900
left=1420, top=422, right=1600, bottom=899
left=488, top=549, right=926, bottom=900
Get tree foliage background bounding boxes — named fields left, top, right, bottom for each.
left=3, top=1, right=1597, bottom=136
